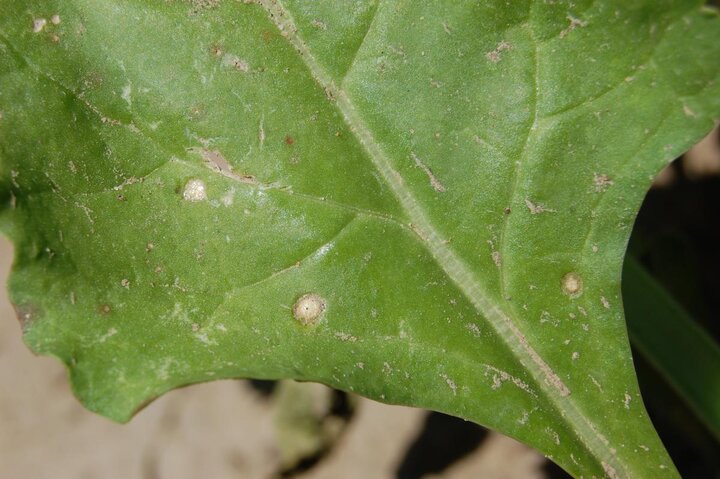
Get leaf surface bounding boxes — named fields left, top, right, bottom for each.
left=1, top=1, right=719, bottom=477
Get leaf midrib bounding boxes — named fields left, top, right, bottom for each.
left=256, top=0, right=627, bottom=475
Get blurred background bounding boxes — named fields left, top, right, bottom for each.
left=0, top=127, right=718, bottom=478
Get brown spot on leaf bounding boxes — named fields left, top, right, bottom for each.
left=486, top=41, right=512, bottom=63
left=15, top=303, right=42, bottom=331
left=261, top=29, right=274, bottom=43
left=284, top=135, right=295, bottom=146
left=210, top=43, right=224, bottom=57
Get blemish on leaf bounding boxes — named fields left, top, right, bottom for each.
left=190, top=0, right=220, bottom=14
left=466, top=323, right=481, bottom=337
left=623, top=393, right=632, bottom=409
left=311, top=19, right=327, bottom=30
left=284, top=135, right=295, bottom=145
left=190, top=147, right=258, bottom=185
left=222, top=53, right=249, bottom=72
left=98, top=304, right=112, bottom=315
left=411, top=152, right=446, bottom=192
left=210, top=43, right=224, bottom=57
left=121, top=83, right=132, bottom=107
left=221, top=188, right=235, bottom=207
left=561, top=272, right=583, bottom=297
left=560, top=15, right=588, bottom=38
left=98, top=328, right=118, bottom=343
left=484, top=364, right=537, bottom=397
left=546, top=427, right=561, bottom=445
left=258, top=116, right=265, bottom=147
left=292, top=293, right=326, bottom=325
left=182, top=178, right=208, bottom=202
left=259, top=27, right=274, bottom=42
left=486, top=41, right=511, bottom=63
left=518, top=410, right=530, bottom=425
left=440, top=373, right=458, bottom=395
left=121, top=279, right=130, bottom=289
left=334, top=331, right=357, bottom=342
left=525, top=199, right=556, bottom=214
left=112, top=176, right=142, bottom=191
left=32, top=18, right=47, bottom=33
left=593, top=173, right=614, bottom=192
left=601, top=296, right=611, bottom=309
left=602, top=462, right=620, bottom=479
left=15, top=304, right=41, bottom=331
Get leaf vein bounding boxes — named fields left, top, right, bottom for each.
left=256, top=1, right=630, bottom=474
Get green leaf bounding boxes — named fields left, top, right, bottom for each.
left=624, top=256, right=720, bottom=440
left=1, top=1, right=718, bottom=477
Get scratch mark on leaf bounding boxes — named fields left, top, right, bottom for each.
left=560, top=15, right=588, bottom=38
left=525, top=198, right=556, bottom=214
left=259, top=115, right=266, bottom=148
left=189, top=147, right=259, bottom=185
left=484, top=364, right=537, bottom=398
left=411, top=152, right=446, bottom=192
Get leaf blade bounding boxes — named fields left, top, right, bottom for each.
left=1, top=1, right=719, bottom=477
